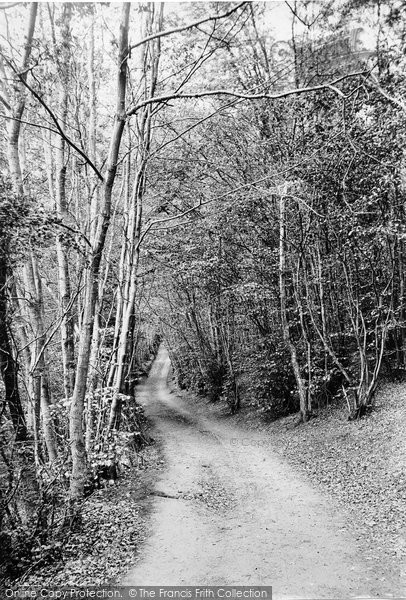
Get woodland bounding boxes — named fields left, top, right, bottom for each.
left=0, top=0, right=405, bottom=585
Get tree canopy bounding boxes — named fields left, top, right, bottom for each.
left=0, top=0, right=405, bottom=583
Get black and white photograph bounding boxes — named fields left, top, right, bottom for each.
left=0, top=1, right=405, bottom=598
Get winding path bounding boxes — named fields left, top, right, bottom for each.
left=123, top=346, right=402, bottom=599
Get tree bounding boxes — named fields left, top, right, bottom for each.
left=69, top=2, right=131, bottom=500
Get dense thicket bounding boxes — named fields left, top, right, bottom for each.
left=157, top=82, right=406, bottom=420
left=0, top=0, right=405, bottom=582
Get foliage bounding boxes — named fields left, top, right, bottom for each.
left=1, top=0, right=406, bottom=583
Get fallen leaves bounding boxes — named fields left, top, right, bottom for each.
left=265, top=382, right=406, bottom=580
left=17, top=444, right=164, bottom=588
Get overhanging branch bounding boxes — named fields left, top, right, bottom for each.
left=0, top=3, right=21, bottom=9
left=127, top=70, right=369, bottom=116
left=128, top=2, right=248, bottom=54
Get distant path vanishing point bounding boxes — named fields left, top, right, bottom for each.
left=123, top=346, right=404, bottom=599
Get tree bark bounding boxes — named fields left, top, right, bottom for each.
left=69, top=2, right=131, bottom=499
left=55, top=3, right=76, bottom=400
left=1, top=3, right=43, bottom=524
left=110, top=4, right=163, bottom=428
left=0, top=256, right=27, bottom=440
left=23, top=255, right=58, bottom=462
left=279, top=190, right=308, bottom=422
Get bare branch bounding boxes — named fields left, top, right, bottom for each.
left=0, top=51, right=104, bottom=181
left=369, top=74, right=406, bottom=113
left=0, top=93, right=11, bottom=111
left=21, top=281, right=85, bottom=373
left=129, top=2, right=248, bottom=53
left=22, top=75, right=103, bottom=180
left=127, top=70, right=369, bottom=116
left=285, top=0, right=321, bottom=28
left=52, top=220, right=92, bottom=248
left=0, top=2, right=21, bottom=9
left=0, top=111, right=59, bottom=134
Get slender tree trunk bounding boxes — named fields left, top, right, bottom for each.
left=0, top=257, right=27, bottom=440
left=112, top=183, right=142, bottom=394
left=88, top=9, right=100, bottom=241
left=23, top=255, right=58, bottom=462
left=316, top=243, right=329, bottom=378
left=1, top=4, right=45, bottom=523
left=397, top=239, right=405, bottom=367
left=55, top=3, right=75, bottom=400
left=69, top=3, right=131, bottom=499
left=10, top=283, right=34, bottom=427
left=279, top=191, right=308, bottom=422
left=109, top=207, right=141, bottom=428
left=4, top=4, right=57, bottom=458
left=5, top=1, right=57, bottom=464
left=294, top=255, right=312, bottom=413
left=110, top=5, right=163, bottom=428
left=107, top=134, right=132, bottom=388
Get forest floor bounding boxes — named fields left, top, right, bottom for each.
left=240, top=383, right=406, bottom=589
left=14, top=443, right=164, bottom=588
left=16, top=350, right=406, bottom=598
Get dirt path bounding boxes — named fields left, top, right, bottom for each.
left=123, top=347, right=403, bottom=599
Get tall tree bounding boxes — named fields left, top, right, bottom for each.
left=69, top=2, right=131, bottom=499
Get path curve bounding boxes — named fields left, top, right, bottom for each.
left=123, top=346, right=403, bottom=599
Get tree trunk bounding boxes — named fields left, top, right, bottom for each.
left=23, top=255, right=58, bottom=462
left=279, top=190, right=308, bottom=422
left=0, top=256, right=27, bottom=440
left=5, top=1, right=58, bottom=462
left=55, top=3, right=76, bottom=400
left=1, top=3, right=41, bottom=524
left=110, top=4, right=163, bottom=428
left=107, top=133, right=132, bottom=388
left=4, top=4, right=57, bottom=459
left=294, top=255, right=312, bottom=414
left=69, top=3, right=131, bottom=499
